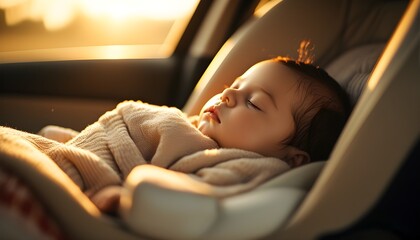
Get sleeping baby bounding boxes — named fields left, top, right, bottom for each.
left=1, top=56, right=351, bottom=214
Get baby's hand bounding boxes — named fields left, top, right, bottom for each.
left=38, top=125, right=79, bottom=143
left=90, top=186, right=123, bottom=214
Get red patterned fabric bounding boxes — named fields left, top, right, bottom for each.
left=0, top=168, right=66, bottom=240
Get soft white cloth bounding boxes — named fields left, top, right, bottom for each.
left=0, top=101, right=290, bottom=198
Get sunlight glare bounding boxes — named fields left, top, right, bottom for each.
left=0, top=0, right=199, bottom=31
left=81, top=0, right=198, bottom=21
left=43, top=0, right=76, bottom=31
left=204, top=149, right=220, bottom=156
left=0, top=0, right=25, bottom=8
left=103, top=45, right=127, bottom=59
left=101, top=45, right=134, bottom=59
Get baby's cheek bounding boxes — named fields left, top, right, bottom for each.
left=202, top=94, right=221, bottom=111
left=197, top=121, right=210, bottom=136
left=223, top=129, right=255, bottom=149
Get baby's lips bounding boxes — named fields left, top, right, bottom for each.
left=205, top=105, right=221, bottom=123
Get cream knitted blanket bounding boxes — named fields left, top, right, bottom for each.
left=0, top=101, right=289, bottom=197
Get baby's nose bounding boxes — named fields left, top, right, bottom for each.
left=220, top=88, right=236, bottom=107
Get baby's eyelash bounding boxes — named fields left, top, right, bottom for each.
left=247, top=99, right=261, bottom=111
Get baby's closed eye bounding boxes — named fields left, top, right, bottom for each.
left=247, top=99, right=262, bottom=111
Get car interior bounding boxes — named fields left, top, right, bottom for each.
left=0, top=0, right=419, bottom=239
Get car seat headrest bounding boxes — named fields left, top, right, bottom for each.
left=326, top=43, right=385, bottom=105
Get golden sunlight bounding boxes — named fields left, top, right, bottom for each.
left=204, top=149, right=220, bottom=156
left=0, top=0, right=198, bottom=31
left=102, top=45, right=132, bottom=59
left=126, top=165, right=214, bottom=195
left=81, top=0, right=198, bottom=21
left=0, top=0, right=199, bottom=61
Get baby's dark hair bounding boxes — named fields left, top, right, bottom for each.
left=274, top=56, right=352, bottom=162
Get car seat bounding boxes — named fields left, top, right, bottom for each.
left=0, top=0, right=418, bottom=239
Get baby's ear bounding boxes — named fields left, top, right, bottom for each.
left=283, top=146, right=310, bottom=168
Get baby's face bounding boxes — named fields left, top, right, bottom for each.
left=197, top=60, right=302, bottom=158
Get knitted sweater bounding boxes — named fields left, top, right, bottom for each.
left=0, top=101, right=290, bottom=197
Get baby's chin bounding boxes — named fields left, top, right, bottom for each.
left=197, top=122, right=220, bottom=146
left=197, top=120, right=211, bottom=137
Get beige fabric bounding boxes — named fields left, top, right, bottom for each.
left=0, top=101, right=289, bottom=199
left=326, top=43, right=386, bottom=105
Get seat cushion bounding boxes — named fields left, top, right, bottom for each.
left=326, top=43, right=385, bottom=105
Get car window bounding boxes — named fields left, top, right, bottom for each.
left=0, top=0, right=200, bottom=63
